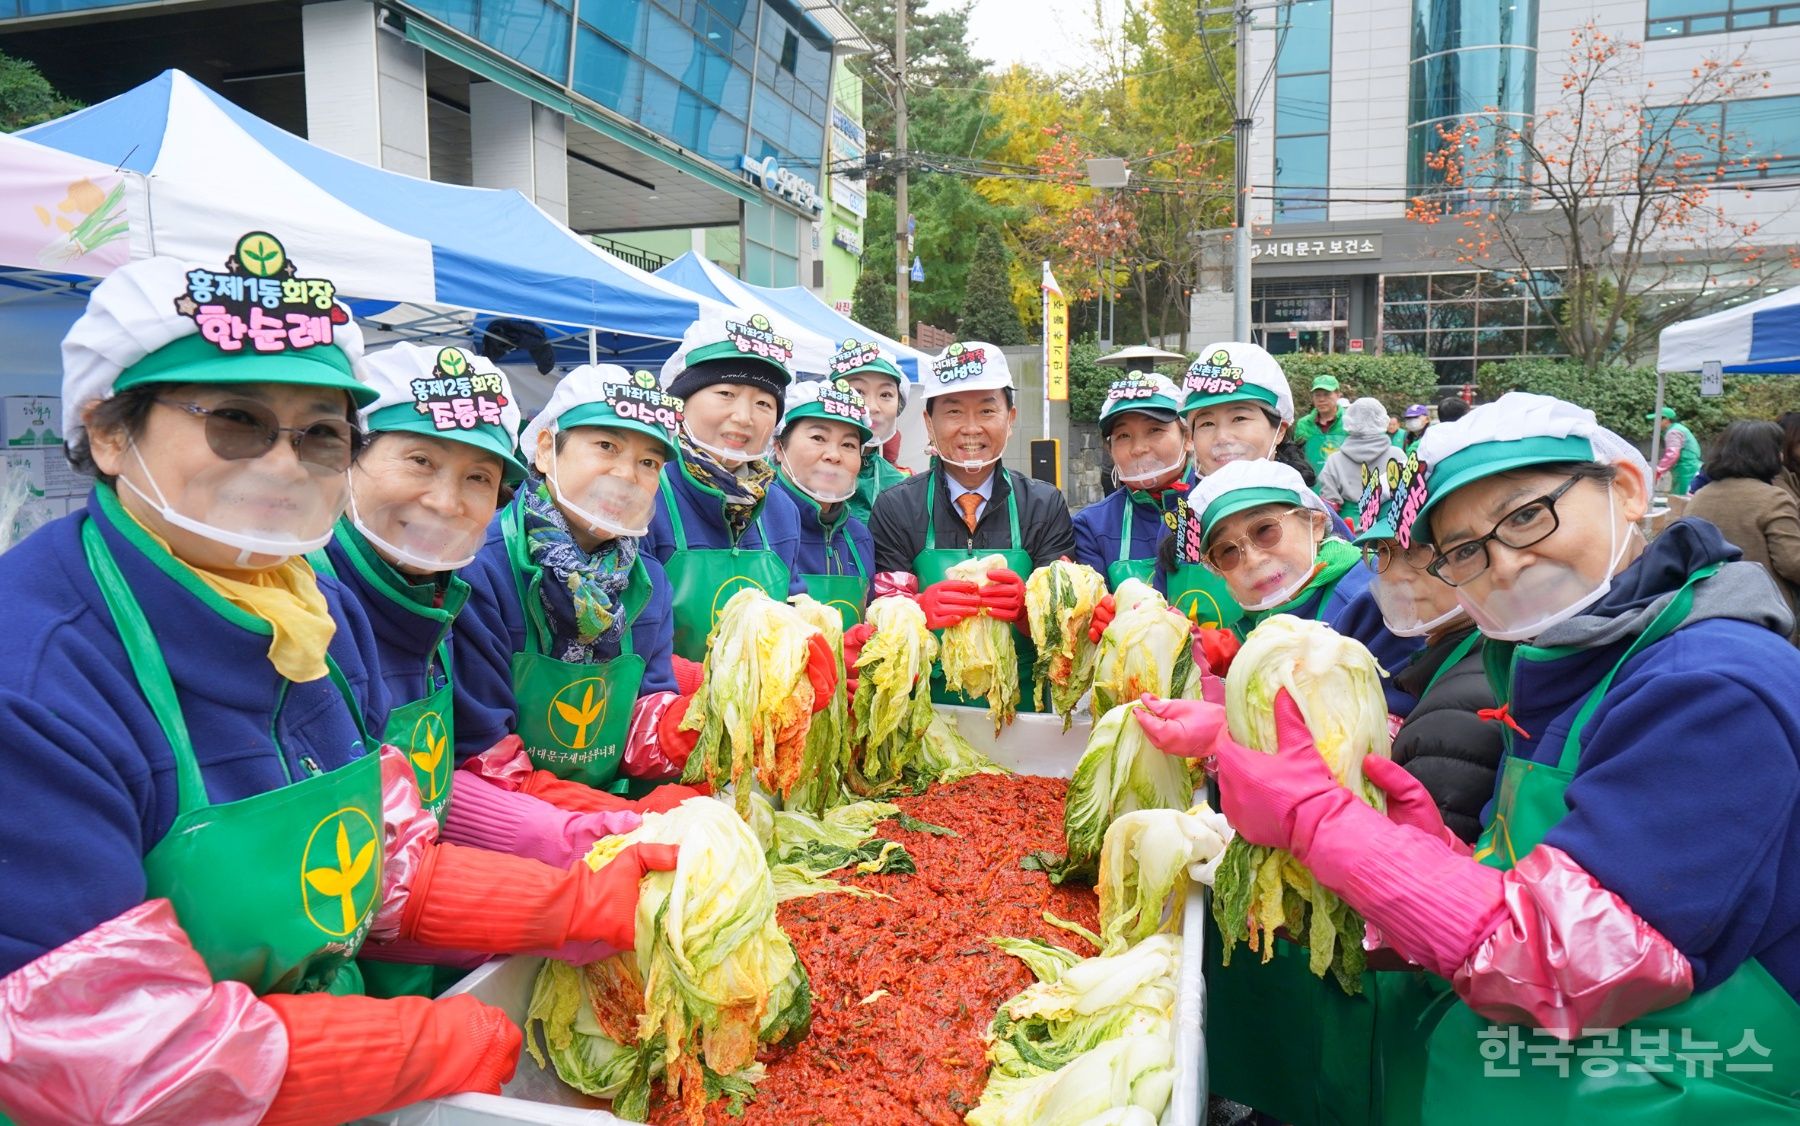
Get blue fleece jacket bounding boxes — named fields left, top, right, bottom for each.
left=0, top=491, right=388, bottom=977
left=1072, top=486, right=1173, bottom=589
left=320, top=522, right=461, bottom=723
left=641, top=461, right=806, bottom=597
left=1492, top=520, right=1800, bottom=997
left=451, top=499, right=676, bottom=759
left=777, top=475, right=874, bottom=582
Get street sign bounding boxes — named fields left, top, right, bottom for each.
left=1700, top=360, right=1723, bottom=397
left=1348, top=338, right=1364, bottom=353
left=910, top=256, right=925, bottom=283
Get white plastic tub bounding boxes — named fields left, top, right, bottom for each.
left=364, top=704, right=1206, bottom=1125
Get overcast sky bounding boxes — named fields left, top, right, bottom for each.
left=943, top=0, right=1129, bottom=74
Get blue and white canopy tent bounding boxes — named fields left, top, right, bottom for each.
left=657, top=251, right=932, bottom=381
left=1655, top=284, right=1800, bottom=471
left=11, top=69, right=730, bottom=404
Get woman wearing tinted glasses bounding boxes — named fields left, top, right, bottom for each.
left=1142, top=393, right=1800, bottom=1123
left=1186, top=458, right=1421, bottom=705
left=0, top=256, right=674, bottom=1125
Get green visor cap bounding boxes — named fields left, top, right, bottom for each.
left=838, top=354, right=904, bottom=383
left=117, top=333, right=378, bottom=409
left=1100, top=390, right=1185, bottom=427
left=365, top=403, right=529, bottom=483
left=1199, top=485, right=1309, bottom=546
left=1646, top=407, right=1678, bottom=421
left=555, top=399, right=680, bottom=460
left=684, top=338, right=795, bottom=384
left=1311, top=374, right=1340, bottom=392
left=1409, top=434, right=1597, bottom=544
left=1181, top=380, right=1281, bottom=417
left=783, top=398, right=875, bottom=443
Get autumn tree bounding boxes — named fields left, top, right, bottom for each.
left=958, top=225, right=1027, bottom=344
left=1406, top=22, right=1798, bottom=368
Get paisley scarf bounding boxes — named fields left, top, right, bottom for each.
left=522, top=475, right=636, bottom=662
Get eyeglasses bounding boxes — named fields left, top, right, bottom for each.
left=156, top=399, right=362, bottom=474
left=1363, top=540, right=1436, bottom=575
left=1205, top=509, right=1307, bottom=573
left=1427, top=475, right=1583, bottom=586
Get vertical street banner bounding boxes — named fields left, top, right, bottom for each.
left=1043, top=262, right=1068, bottom=401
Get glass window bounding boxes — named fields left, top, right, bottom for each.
left=1476, top=327, right=1525, bottom=355
left=1413, top=0, right=1537, bottom=57
left=1277, top=0, right=1333, bottom=74
left=1381, top=332, right=1426, bottom=354
left=1384, top=274, right=1431, bottom=302
left=574, top=25, right=635, bottom=112
left=1433, top=358, right=1476, bottom=383
left=1731, top=8, right=1772, bottom=25
left=1429, top=329, right=1473, bottom=357
left=1647, top=0, right=1719, bottom=16
left=478, top=0, right=572, bottom=82
left=1409, top=47, right=1535, bottom=122
left=1277, top=73, right=1331, bottom=135
left=1274, top=135, right=1329, bottom=220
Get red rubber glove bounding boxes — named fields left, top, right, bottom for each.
left=633, top=783, right=708, bottom=813
left=654, top=693, right=702, bottom=769
left=260, top=992, right=521, bottom=1126
left=520, top=769, right=634, bottom=814
left=1087, top=593, right=1117, bottom=643
left=671, top=654, right=705, bottom=695
left=918, top=578, right=983, bottom=629
left=981, top=568, right=1026, bottom=624
left=1135, top=693, right=1234, bottom=764
left=842, top=621, right=877, bottom=698
left=1211, top=690, right=1339, bottom=852
left=1363, top=755, right=1467, bottom=853
left=400, top=840, right=678, bottom=953
left=805, top=632, right=839, bottom=713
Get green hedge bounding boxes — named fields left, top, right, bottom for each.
left=1475, top=359, right=1789, bottom=442
left=1275, top=353, right=1440, bottom=418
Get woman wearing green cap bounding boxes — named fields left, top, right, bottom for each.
left=775, top=377, right=878, bottom=631
left=1649, top=406, right=1702, bottom=495
left=0, top=254, right=671, bottom=1125
left=1141, top=392, right=1800, bottom=1124
left=1072, top=372, right=1191, bottom=590
left=451, top=364, right=709, bottom=816
left=828, top=338, right=913, bottom=523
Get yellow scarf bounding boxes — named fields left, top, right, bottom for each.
left=125, top=511, right=337, bottom=682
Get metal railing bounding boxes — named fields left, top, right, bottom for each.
left=587, top=235, right=670, bottom=273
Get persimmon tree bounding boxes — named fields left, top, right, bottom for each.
left=1406, top=21, right=1797, bottom=368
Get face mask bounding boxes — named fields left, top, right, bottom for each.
left=1113, top=447, right=1190, bottom=489
left=682, top=418, right=773, bottom=466
left=779, top=446, right=859, bottom=505
left=347, top=478, right=484, bottom=573
left=1456, top=488, right=1634, bottom=642
left=1404, top=418, right=1427, bottom=433
left=862, top=397, right=902, bottom=449
left=1370, top=567, right=1466, bottom=637
left=1225, top=517, right=1319, bottom=613
left=548, top=440, right=656, bottom=539
left=121, top=444, right=344, bottom=565
left=929, top=418, right=1011, bottom=472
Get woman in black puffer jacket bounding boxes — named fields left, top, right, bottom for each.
left=1351, top=471, right=1503, bottom=844
left=1387, top=624, right=1501, bottom=843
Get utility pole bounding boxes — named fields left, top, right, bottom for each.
left=894, top=0, right=910, bottom=345
left=1231, top=2, right=1252, bottom=342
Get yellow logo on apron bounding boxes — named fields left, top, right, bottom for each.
left=710, top=577, right=768, bottom=632
left=549, top=677, right=609, bottom=749
left=301, top=807, right=381, bottom=937
left=407, top=711, right=451, bottom=803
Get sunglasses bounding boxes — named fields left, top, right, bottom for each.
left=1205, top=509, right=1310, bottom=572
left=156, top=399, right=362, bottom=474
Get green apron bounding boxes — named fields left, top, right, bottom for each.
left=311, top=527, right=469, bottom=999
left=801, top=523, right=869, bottom=631
left=1665, top=421, right=1702, bottom=495
left=660, top=484, right=792, bottom=661
left=83, top=515, right=381, bottom=998
left=912, top=469, right=1041, bottom=711
left=1106, top=493, right=1159, bottom=589
left=1165, top=562, right=1243, bottom=631
left=503, top=502, right=645, bottom=794
left=1419, top=564, right=1800, bottom=1124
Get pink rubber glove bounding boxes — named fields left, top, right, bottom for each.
left=442, top=771, right=642, bottom=870
left=1209, top=691, right=1337, bottom=849
left=981, top=568, right=1026, bottom=624
left=1135, top=693, right=1234, bottom=764
left=918, top=579, right=983, bottom=630
left=1363, top=755, right=1469, bottom=854
left=1087, top=594, right=1116, bottom=643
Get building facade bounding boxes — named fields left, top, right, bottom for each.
left=0, top=0, right=867, bottom=294
left=1244, top=0, right=1800, bottom=386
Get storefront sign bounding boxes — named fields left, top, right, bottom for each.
left=832, top=226, right=864, bottom=257
left=739, top=154, right=823, bottom=214
left=829, top=104, right=868, bottom=219
left=1251, top=234, right=1382, bottom=262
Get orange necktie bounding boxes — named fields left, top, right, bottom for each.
left=955, top=492, right=982, bottom=534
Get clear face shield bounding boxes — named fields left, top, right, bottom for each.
left=546, top=429, right=659, bottom=539
left=348, top=459, right=489, bottom=573
left=122, top=442, right=348, bottom=566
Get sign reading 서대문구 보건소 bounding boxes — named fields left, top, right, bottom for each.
left=1251, top=234, right=1382, bottom=261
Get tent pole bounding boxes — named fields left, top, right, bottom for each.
left=589, top=329, right=598, bottom=367
left=1650, top=371, right=1667, bottom=498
